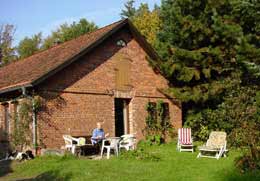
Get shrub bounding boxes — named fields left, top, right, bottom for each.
left=119, top=143, right=160, bottom=161
left=235, top=149, right=260, bottom=173
left=143, top=100, right=174, bottom=145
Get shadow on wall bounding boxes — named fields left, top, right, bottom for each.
left=0, top=128, right=12, bottom=177
left=36, top=92, right=68, bottom=149
left=34, top=29, right=132, bottom=147
left=16, top=170, right=72, bottom=181
left=36, top=29, right=131, bottom=100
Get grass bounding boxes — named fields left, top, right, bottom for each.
left=1, top=143, right=260, bottom=181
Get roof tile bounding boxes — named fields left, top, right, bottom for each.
left=0, top=19, right=125, bottom=93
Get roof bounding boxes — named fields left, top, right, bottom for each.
left=0, top=19, right=158, bottom=95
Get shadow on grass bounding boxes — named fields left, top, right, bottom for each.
left=16, top=170, right=72, bottom=181
left=218, top=168, right=260, bottom=181
left=0, top=127, right=12, bottom=178
left=0, top=160, right=12, bottom=177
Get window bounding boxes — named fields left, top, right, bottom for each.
left=116, top=39, right=127, bottom=47
left=147, top=102, right=170, bottom=126
left=147, top=102, right=157, bottom=121
left=162, top=103, right=170, bottom=126
left=115, top=55, right=131, bottom=91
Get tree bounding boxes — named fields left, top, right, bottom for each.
left=42, top=18, right=98, bottom=49
left=120, top=1, right=161, bottom=47
left=132, top=3, right=161, bottom=46
left=120, top=0, right=136, bottom=19
left=153, top=0, right=260, bottom=171
left=0, top=24, right=16, bottom=65
left=154, top=0, right=246, bottom=104
left=15, top=18, right=98, bottom=58
left=153, top=0, right=260, bottom=133
left=17, top=33, right=42, bottom=59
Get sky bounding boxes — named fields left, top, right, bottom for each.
left=0, top=0, right=161, bottom=46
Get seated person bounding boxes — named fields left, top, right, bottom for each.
left=91, top=122, right=108, bottom=145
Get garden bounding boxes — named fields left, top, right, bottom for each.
left=0, top=143, right=260, bottom=181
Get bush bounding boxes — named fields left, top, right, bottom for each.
left=235, top=149, right=260, bottom=173
left=119, top=142, right=160, bottom=161
left=143, top=100, right=174, bottom=145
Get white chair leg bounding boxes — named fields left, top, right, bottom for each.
left=72, top=145, right=76, bottom=154
left=107, top=147, right=110, bottom=159
left=197, top=152, right=201, bottom=158
left=116, top=147, right=119, bottom=157
left=101, top=146, right=104, bottom=158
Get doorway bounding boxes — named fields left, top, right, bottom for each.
left=114, top=98, right=130, bottom=137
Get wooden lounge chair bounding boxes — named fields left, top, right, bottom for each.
left=197, top=131, right=227, bottom=159
left=177, top=128, right=194, bottom=152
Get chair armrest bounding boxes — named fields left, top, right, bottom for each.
left=71, top=137, right=80, bottom=144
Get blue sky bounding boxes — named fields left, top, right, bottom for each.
left=1, top=0, right=161, bottom=46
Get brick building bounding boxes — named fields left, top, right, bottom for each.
left=0, top=19, right=182, bottom=149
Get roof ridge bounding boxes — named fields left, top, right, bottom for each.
left=0, top=19, right=126, bottom=71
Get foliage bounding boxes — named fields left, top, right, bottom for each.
left=0, top=18, right=98, bottom=62
left=11, top=99, right=33, bottom=151
left=143, top=100, right=173, bottom=145
left=120, top=0, right=161, bottom=46
left=185, top=86, right=259, bottom=142
left=42, top=18, right=98, bottom=49
left=235, top=150, right=260, bottom=173
left=0, top=24, right=17, bottom=65
left=232, top=90, right=260, bottom=172
left=11, top=96, right=43, bottom=151
left=17, top=33, right=42, bottom=59
left=119, top=143, right=160, bottom=161
left=131, top=3, right=161, bottom=46
left=154, top=0, right=247, bottom=105
left=120, top=0, right=136, bottom=19
left=152, top=0, right=260, bottom=172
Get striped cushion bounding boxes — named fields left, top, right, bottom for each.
left=178, top=128, right=192, bottom=145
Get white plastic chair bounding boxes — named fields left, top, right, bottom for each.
left=119, top=134, right=136, bottom=151
left=63, top=135, right=86, bottom=154
left=101, top=137, right=120, bottom=159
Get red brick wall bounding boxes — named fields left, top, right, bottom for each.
left=37, top=27, right=182, bottom=149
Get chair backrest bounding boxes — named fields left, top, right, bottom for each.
left=178, top=128, right=192, bottom=144
left=106, top=138, right=120, bottom=148
left=77, top=137, right=86, bottom=146
left=120, top=134, right=136, bottom=145
left=206, top=131, right=227, bottom=148
left=63, top=135, right=73, bottom=145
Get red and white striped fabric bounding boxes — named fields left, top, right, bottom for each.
left=178, top=128, right=192, bottom=145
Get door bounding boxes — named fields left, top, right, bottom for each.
left=114, top=98, right=130, bottom=137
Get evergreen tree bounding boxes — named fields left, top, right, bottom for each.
left=120, top=1, right=161, bottom=47
left=153, top=0, right=260, bottom=141
left=120, top=0, right=136, bottom=19
left=154, top=0, right=245, bottom=104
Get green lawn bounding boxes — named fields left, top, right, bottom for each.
left=1, top=143, right=260, bottom=181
